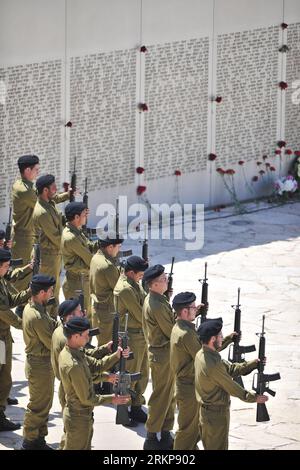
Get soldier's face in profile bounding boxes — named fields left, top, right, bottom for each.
left=110, top=244, right=121, bottom=258
left=78, top=329, right=90, bottom=347
left=29, top=164, right=40, bottom=181
left=213, top=331, right=223, bottom=350
left=132, top=271, right=144, bottom=283
left=78, top=210, right=87, bottom=226
left=0, top=261, right=10, bottom=277
left=73, top=304, right=84, bottom=317
left=186, top=303, right=197, bottom=321
left=48, top=182, right=57, bottom=199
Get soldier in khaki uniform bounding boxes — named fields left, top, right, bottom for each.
left=59, top=316, right=130, bottom=450
left=142, top=264, right=176, bottom=451
left=195, top=318, right=268, bottom=450
left=61, top=202, right=98, bottom=319
left=170, top=292, right=237, bottom=450
left=90, top=233, right=123, bottom=346
left=51, top=298, right=123, bottom=449
left=33, top=175, right=70, bottom=317
left=114, top=255, right=149, bottom=424
left=21, top=274, right=57, bottom=450
left=0, top=249, right=31, bottom=431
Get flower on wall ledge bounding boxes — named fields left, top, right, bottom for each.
left=277, top=140, right=286, bottom=148
left=238, top=160, right=245, bottom=165
left=281, top=23, right=288, bottom=29
left=262, top=155, right=268, bottom=160
left=256, top=161, right=262, bottom=166
left=208, top=153, right=217, bottom=161
left=216, top=168, right=226, bottom=175
left=275, top=149, right=281, bottom=155
left=138, top=103, right=148, bottom=112
left=65, top=121, right=72, bottom=127
left=285, top=149, right=293, bottom=155
left=270, top=166, right=276, bottom=172
left=137, top=185, right=147, bottom=195
left=252, top=176, right=259, bottom=182
left=140, top=45, right=148, bottom=53
left=295, top=151, right=300, bottom=157
left=215, top=96, right=222, bottom=103
left=279, top=45, right=290, bottom=53
left=136, top=167, right=145, bottom=174
left=279, top=81, right=288, bottom=90
left=225, top=169, right=235, bottom=175
left=174, top=170, right=181, bottom=176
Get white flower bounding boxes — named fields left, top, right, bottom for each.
left=275, top=176, right=298, bottom=195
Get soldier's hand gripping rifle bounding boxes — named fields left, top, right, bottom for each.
left=252, top=315, right=281, bottom=422
left=197, top=262, right=209, bottom=324
left=82, top=177, right=88, bottom=235
left=69, top=156, right=77, bottom=202
left=164, top=256, right=175, bottom=300
left=113, top=313, right=141, bottom=426
left=228, top=288, right=256, bottom=388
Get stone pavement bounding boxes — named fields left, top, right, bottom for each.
left=1, top=202, right=300, bottom=450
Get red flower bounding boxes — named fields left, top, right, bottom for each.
left=279, top=45, right=289, bottom=53
left=270, top=166, right=276, bottom=172
left=140, top=45, right=148, bottom=53
left=136, top=166, right=145, bottom=174
left=63, top=182, right=69, bottom=191
left=256, top=161, right=262, bottom=166
left=216, top=168, right=226, bottom=175
left=208, top=153, right=217, bottom=161
left=285, top=149, right=293, bottom=155
left=238, top=160, right=244, bottom=165
left=262, top=155, right=268, bottom=160
left=279, top=81, right=288, bottom=90
left=215, top=96, right=222, bottom=103
left=65, top=121, right=72, bottom=128
left=138, top=103, right=148, bottom=112
left=265, top=163, right=271, bottom=168
left=275, top=149, right=281, bottom=155
left=252, top=176, right=259, bottom=182
left=174, top=170, right=181, bottom=176
left=295, top=150, right=300, bottom=157
left=277, top=140, right=286, bottom=148
left=137, top=185, right=146, bottom=195
left=226, top=169, right=235, bottom=175
left=281, top=22, right=288, bottom=29
left=259, top=170, right=265, bottom=176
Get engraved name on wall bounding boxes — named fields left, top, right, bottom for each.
left=285, top=23, right=300, bottom=152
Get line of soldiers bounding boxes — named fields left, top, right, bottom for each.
left=0, top=154, right=269, bottom=450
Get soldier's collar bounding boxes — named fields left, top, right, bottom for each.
left=177, top=319, right=195, bottom=330
left=21, top=177, right=34, bottom=187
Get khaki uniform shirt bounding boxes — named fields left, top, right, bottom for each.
left=90, top=249, right=120, bottom=319
left=195, top=345, right=257, bottom=406
left=142, top=291, right=175, bottom=352
left=0, top=278, right=30, bottom=340
left=33, top=197, right=68, bottom=254
left=51, top=323, right=119, bottom=381
left=61, top=223, right=98, bottom=275
left=114, top=274, right=146, bottom=330
left=23, top=301, right=57, bottom=357
left=59, top=345, right=114, bottom=411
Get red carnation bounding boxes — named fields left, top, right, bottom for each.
left=295, top=151, right=300, bottom=157
left=238, top=160, right=244, bottom=165
left=208, top=153, right=217, bottom=161
left=216, top=168, right=226, bottom=175
left=275, top=149, right=281, bottom=155
left=265, top=163, right=271, bottom=168
left=259, top=170, right=265, bottom=176
left=256, top=161, right=262, bottom=166
left=174, top=170, right=181, bottom=176
left=285, top=149, right=293, bottom=155
left=279, top=81, right=288, bottom=90
left=138, top=103, right=148, bottom=112
left=270, top=166, right=276, bottom=172
left=262, top=155, right=268, bottom=160
left=215, top=96, right=222, bottom=103
left=65, top=121, right=72, bottom=128
left=140, top=45, right=148, bottom=53
left=252, top=176, right=259, bottom=182
left=277, top=140, right=286, bottom=148
left=226, top=169, right=235, bottom=175
left=136, top=185, right=146, bottom=195
left=281, top=22, right=288, bottom=29
left=63, top=182, right=69, bottom=191
left=136, top=166, right=145, bottom=174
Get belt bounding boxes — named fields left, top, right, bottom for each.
left=66, top=406, right=93, bottom=416
left=201, top=403, right=230, bottom=412
left=66, top=271, right=88, bottom=280
left=127, top=328, right=144, bottom=334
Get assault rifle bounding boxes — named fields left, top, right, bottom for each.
left=142, top=224, right=148, bottom=262
left=32, top=242, right=41, bottom=275
left=164, top=256, right=175, bottom=300
left=115, top=198, right=132, bottom=259
left=198, top=262, right=208, bottom=324
left=113, top=313, right=141, bottom=426
left=228, top=288, right=256, bottom=388
left=69, top=156, right=77, bottom=202
left=4, top=207, right=12, bottom=248
left=252, top=315, right=281, bottom=422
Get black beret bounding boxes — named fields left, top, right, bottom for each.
left=197, top=317, right=223, bottom=340
left=58, top=299, right=80, bottom=319
left=172, top=291, right=196, bottom=308
left=65, top=202, right=87, bottom=218
left=0, top=230, right=5, bottom=240
left=18, top=155, right=39, bottom=168
left=63, top=317, right=91, bottom=336
left=124, top=256, right=148, bottom=272
left=143, top=264, right=165, bottom=283
left=0, top=248, right=11, bottom=261
left=30, top=274, right=56, bottom=290
left=36, top=174, right=55, bottom=191
left=98, top=231, right=124, bottom=246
